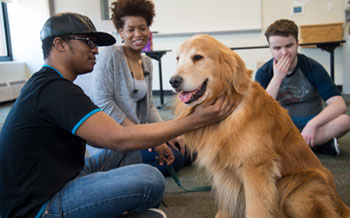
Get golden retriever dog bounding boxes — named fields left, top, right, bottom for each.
left=169, top=34, right=350, bottom=218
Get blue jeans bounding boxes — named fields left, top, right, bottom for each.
left=39, top=149, right=165, bottom=218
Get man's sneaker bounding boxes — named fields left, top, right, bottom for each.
left=119, top=208, right=167, bottom=218
left=313, top=138, right=340, bottom=156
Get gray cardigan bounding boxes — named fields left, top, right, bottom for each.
left=92, top=45, right=163, bottom=124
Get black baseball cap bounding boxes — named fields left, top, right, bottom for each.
left=40, top=12, right=116, bottom=46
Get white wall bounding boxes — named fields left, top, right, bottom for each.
left=150, top=0, right=346, bottom=91
left=52, top=0, right=116, bottom=36
left=6, top=0, right=349, bottom=92
left=151, top=0, right=261, bottom=34
left=7, top=0, right=50, bottom=74
left=344, top=23, right=350, bottom=93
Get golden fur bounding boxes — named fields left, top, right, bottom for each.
left=170, top=34, right=350, bottom=218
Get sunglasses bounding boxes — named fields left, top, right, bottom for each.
left=64, top=36, right=97, bottom=49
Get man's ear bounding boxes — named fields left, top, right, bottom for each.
left=52, top=37, right=66, bottom=52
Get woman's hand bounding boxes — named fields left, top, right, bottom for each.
left=153, top=143, right=175, bottom=166
left=167, top=137, right=186, bottom=155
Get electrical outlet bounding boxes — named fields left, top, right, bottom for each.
left=328, top=1, right=334, bottom=12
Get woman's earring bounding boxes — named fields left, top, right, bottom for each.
left=121, top=38, right=125, bottom=43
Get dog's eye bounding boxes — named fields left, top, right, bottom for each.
left=192, top=55, right=203, bottom=62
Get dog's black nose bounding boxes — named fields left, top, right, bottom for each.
left=169, top=76, right=183, bottom=89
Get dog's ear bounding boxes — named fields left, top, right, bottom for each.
left=219, top=48, right=251, bottom=95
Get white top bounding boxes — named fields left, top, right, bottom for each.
left=131, top=77, right=147, bottom=101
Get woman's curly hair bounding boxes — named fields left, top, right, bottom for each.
left=111, top=0, right=155, bottom=30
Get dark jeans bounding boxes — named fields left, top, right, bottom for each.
left=141, top=147, right=185, bottom=176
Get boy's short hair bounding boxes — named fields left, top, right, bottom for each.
left=265, top=19, right=298, bottom=43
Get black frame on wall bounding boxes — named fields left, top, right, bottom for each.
left=0, top=2, right=12, bottom=62
left=100, top=0, right=110, bottom=20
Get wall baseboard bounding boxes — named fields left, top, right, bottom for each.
left=337, top=85, right=343, bottom=92
left=152, top=90, right=175, bottom=96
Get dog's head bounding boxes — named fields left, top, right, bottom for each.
left=170, top=34, right=252, bottom=107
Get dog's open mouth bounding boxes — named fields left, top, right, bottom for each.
left=179, top=79, right=208, bottom=104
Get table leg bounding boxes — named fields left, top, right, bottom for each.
left=157, top=58, right=166, bottom=109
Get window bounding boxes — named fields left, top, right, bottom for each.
left=0, top=2, right=12, bottom=61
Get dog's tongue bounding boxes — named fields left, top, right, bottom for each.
left=179, top=90, right=197, bottom=103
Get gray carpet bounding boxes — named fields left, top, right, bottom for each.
left=158, top=95, right=350, bottom=218
left=160, top=142, right=350, bottom=218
